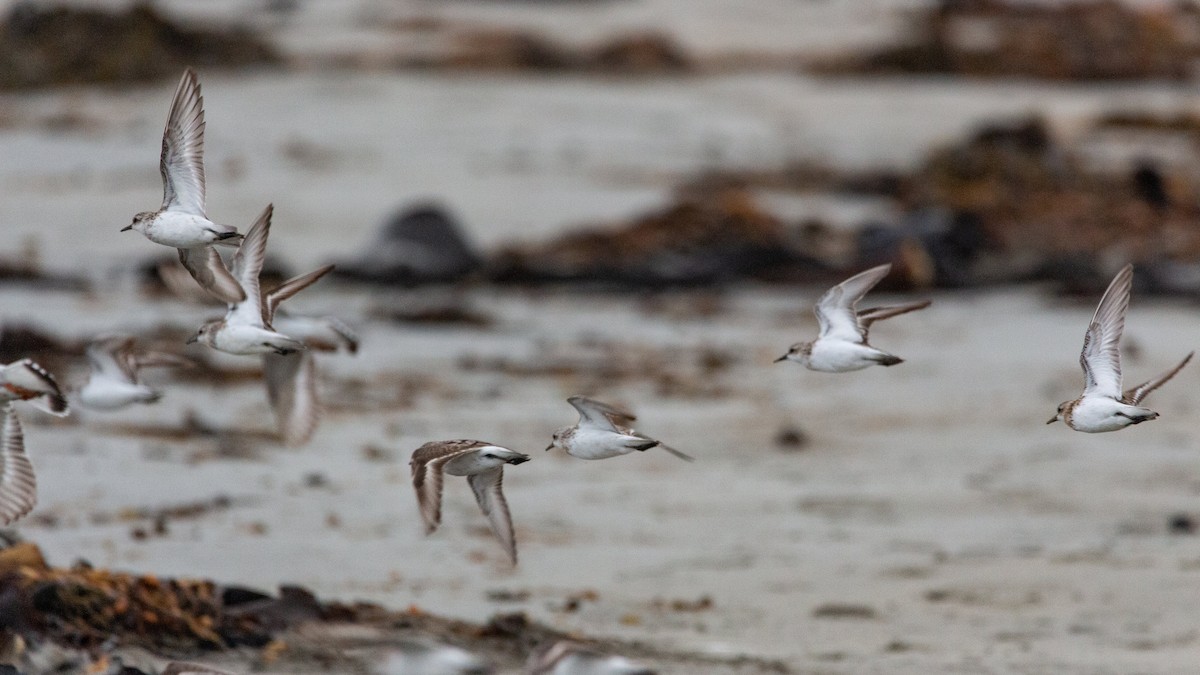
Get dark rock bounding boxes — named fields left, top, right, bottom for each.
left=447, top=29, right=579, bottom=71
left=0, top=2, right=279, bottom=90
left=774, top=425, right=809, bottom=452
left=1132, top=160, right=1169, bottom=211
left=589, top=32, right=691, bottom=73
left=1168, top=513, right=1195, bottom=535
left=224, top=585, right=322, bottom=631
left=221, top=586, right=273, bottom=608
left=489, top=188, right=825, bottom=287
left=333, top=203, right=482, bottom=285
left=0, top=324, right=81, bottom=380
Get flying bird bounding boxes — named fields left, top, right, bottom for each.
left=775, top=263, right=929, bottom=371
left=123, top=68, right=245, bottom=304
left=1049, top=264, right=1192, bottom=432
left=410, top=440, right=529, bottom=565
left=547, top=396, right=692, bottom=462
left=78, top=334, right=192, bottom=410
left=188, top=204, right=332, bottom=356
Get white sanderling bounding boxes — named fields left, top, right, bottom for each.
left=547, top=396, right=691, bottom=462
left=123, top=68, right=245, bottom=304
left=1049, top=264, right=1192, bottom=432
left=776, top=263, right=929, bottom=372
left=78, top=334, right=192, bottom=410
left=410, top=440, right=530, bottom=565
left=188, top=204, right=332, bottom=356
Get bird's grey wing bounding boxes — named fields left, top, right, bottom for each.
left=132, top=351, right=194, bottom=372
left=324, top=317, right=359, bottom=354
left=566, top=395, right=632, bottom=431
left=410, top=440, right=488, bottom=535
left=0, top=407, right=36, bottom=526
left=815, top=264, right=892, bottom=341
left=161, top=662, right=239, bottom=675
left=263, top=351, right=319, bottom=447
left=229, top=204, right=272, bottom=324
left=86, top=335, right=139, bottom=384
left=178, top=247, right=246, bottom=305
left=468, top=467, right=518, bottom=565
left=857, top=299, right=931, bottom=331
left=1124, top=351, right=1192, bottom=405
left=1081, top=264, right=1132, bottom=398
left=262, top=264, right=335, bottom=326
left=157, top=261, right=223, bottom=305
left=159, top=68, right=207, bottom=216
left=651, top=439, right=694, bottom=462
left=274, top=315, right=357, bottom=354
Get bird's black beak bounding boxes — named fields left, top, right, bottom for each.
left=544, top=443, right=554, bottom=452
left=773, top=354, right=788, bottom=363
left=1046, top=416, right=1059, bottom=425
left=120, top=224, right=133, bottom=232
left=185, top=334, right=199, bottom=344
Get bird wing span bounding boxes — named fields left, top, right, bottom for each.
left=160, top=68, right=207, bottom=215
left=815, top=264, right=891, bottom=342
left=1081, top=264, right=1132, bottom=398
left=857, top=299, right=931, bottom=331
left=262, top=264, right=335, bottom=326
left=86, top=335, right=138, bottom=384
left=1124, top=351, right=1193, bottom=405
left=263, top=351, right=319, bottom=447
left=0, top=407, right=36, bottom=526
left=468, top=467, right=517, bottom=565
left=177, top=247, right=245, bottom=305
left=229, top=205, right=273, bottom=324
left=567, top=395, right=634, bottom=431
left=409, top=440, right=488, bottom=535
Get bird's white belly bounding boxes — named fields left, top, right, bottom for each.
left=568, top=429, right=634, bottom=460
left=443, top=451, right=504, bottom=476
left=79, top=380, right=156, bottom=410
left=214, top=324, right=284, bottom=356
left=1069, top=397, right=1144, bottom=433
left=807, top=340, right=877, bottom=372
left=145, top=212, right=222, bottom=248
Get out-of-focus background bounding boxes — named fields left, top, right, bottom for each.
left=2, top=1, right=1200, bottom=673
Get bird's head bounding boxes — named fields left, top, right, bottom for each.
left=186, top=319, right=222, bottom=347
left=546, top=427, right=571, bottom=452
left=122, top=211, right=154, bottom=233
left=1047, top=401, right=1068, bottom=425
left=775, top=342, right=812, bottom=365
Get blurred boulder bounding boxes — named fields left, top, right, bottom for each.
left=589, top=32, right=691, bottom=73
left=489, top=188, right=824, bottom=287
left=333, top=203, right=482, bottom=284
left=447, top=29, right=578, bottom=70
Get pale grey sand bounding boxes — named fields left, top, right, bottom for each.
left=3, top=283, right=1198, bottom=673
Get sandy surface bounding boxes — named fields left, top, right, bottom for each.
left=1, top=70, right=1195, bottom=280
left=2, top=282, right=1199, bottom=673
left=2, top=2, right=1200, bottom=672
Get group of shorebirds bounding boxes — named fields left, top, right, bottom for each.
left=0, top=67, right=1196, bottom=674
